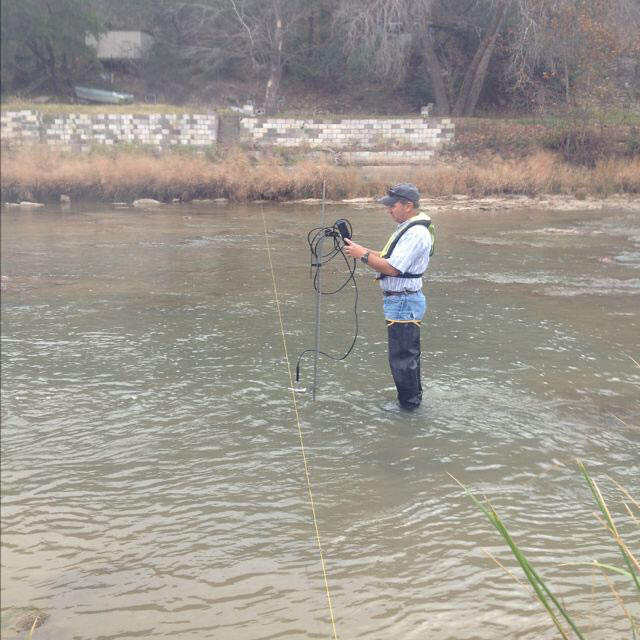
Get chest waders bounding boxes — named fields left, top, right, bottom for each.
left=386, top=319, right=423, bottom=409
left=380, top=213, right=434, bottom=410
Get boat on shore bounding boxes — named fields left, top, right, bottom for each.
left=74, top=86, right=134, bottom=105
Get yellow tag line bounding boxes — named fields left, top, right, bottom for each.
left=261, top=210, right=339, bottom=640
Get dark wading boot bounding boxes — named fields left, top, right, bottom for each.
left=387, top=321, right=422, bottom=410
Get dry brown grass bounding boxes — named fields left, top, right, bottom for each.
left=1, top=146, right=638, bottom=203
left=410, top=151, right=640, bottom=197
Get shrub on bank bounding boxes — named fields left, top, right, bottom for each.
left=451, top=114, right=640, bottom=166
left=1, top=146, right=639, bottom=204
left=541, top=126, right=610, bottom=167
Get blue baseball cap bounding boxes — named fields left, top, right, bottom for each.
left=377, top=183, right=420, bottom=207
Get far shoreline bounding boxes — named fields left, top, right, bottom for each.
left=283, top=193, right=640, bottom=212
left=3, top=193, right=639, bottom=214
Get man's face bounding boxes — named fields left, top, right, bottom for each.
left=387, top=200, right=414, bottom=223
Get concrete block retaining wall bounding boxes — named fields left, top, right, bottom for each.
left=240, top=116, right=454, bottom=152
left=1, top=110, right=41, bottom=144
left=1, top=111, right=454, bottom=163
left=1, top=110, right=218, bottom=149
left=339, top=149, right=436, bottom=165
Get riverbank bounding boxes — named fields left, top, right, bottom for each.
left=2, top=144, right=639, bottom=206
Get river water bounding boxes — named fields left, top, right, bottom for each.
left=1, top=202, right=639, bottom=639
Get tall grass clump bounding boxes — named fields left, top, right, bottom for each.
left=589, top=156, right=640, bottom=195
left=409, top=152, right=574, bottom=196
left=453, top=463, right=639, bottom=638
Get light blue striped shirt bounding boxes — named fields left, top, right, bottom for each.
left=380, top=221, right=432, bottom=292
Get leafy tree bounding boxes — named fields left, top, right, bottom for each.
left=1, top=0, right=103, bottom=96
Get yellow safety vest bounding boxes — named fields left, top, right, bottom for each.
left=378, top=212, right=435, bottom=280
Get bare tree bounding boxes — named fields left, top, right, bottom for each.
left=509, top=0, right=640, bottom=110
left=88, top=0, right=638, bottom=115
left=152, top=0, right=311, bottom=112
left=2, top=0, right=102, bottom=96
left=452, top=1, right=509, bottom=116
left=335, top=0, right=513, bottom=116
left=262, top=0, right=283, bottom=114
left=422, top=22, right=450, bottom=114
left=334, top=0, right=415, bottom=80
left=228, top=0, right=292, bottom=114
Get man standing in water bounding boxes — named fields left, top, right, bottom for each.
left=344, top=183, right=433, bottom=410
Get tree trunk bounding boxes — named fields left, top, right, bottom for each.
left=307, top=9, right=314, bottom=60
left=44, top=39, right=61, bottom=96
left=423, top=26, right=451, bottom=115
left=564, top=55, right=570, bottom=105
left=263, top=0, right=283, bottom=115
left=453, top=2, right=508, bottom=117
left=61, top=51, right=74, bottom=95
left=26, top=39, right=58, bottom=95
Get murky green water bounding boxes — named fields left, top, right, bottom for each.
left=1, top=202, right=639, bottom=639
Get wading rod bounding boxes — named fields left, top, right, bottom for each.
left=312, top=180, right=327, bottom=400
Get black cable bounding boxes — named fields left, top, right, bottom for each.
left=295, top=219, right=359, bottom=383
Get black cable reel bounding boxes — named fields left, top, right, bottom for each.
left=295, top=218, right=360, bottom=398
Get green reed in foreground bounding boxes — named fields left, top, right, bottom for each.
left=578, top=461, right=640, bottom=593
left=452, top=462, right=639, bottom=639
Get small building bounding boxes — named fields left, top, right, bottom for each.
left=86, top=31, right=154, bottom=61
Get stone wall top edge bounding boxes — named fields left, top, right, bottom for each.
left=1, top=110, right=217, bottom=120
left=2, top=109, right=449, bottom=127
left=243, top=116, right=451, bottom=125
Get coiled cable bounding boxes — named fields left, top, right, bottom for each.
left=295, top=219, right=359, bottom=383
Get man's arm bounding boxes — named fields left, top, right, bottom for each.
left=343, top=239, right=400, bottom=276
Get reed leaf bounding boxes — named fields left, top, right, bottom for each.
left=578, top=461, right=640, bottom=592
left=449, top=474, right=585, bottom=640
left=560, top=561, right=634, bottom=579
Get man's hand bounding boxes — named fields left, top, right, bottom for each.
left=343, top=238, right=400, bottom=276
left=343, top=238, right=367, bottom=260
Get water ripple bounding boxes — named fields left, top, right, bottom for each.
left=2, top=205, right=639, bottom=639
